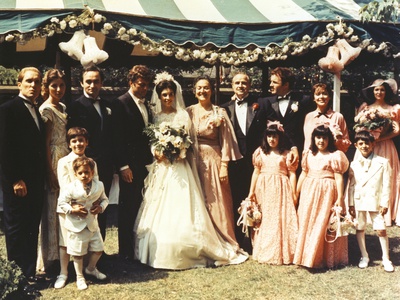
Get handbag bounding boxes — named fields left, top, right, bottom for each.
left=237, top=198, right=262, bottom=237
left=325, top=206, right=356, bottom=243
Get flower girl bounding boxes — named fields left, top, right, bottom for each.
left=247, top=121, right=298, bottom=264
left=294, top=124, right=349, bottom=268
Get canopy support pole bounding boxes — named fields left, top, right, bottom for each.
left=333, top=72, right=341, bottom=112
left=214, top=61, right=221, bottom=105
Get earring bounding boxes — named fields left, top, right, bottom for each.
left=80, top=36, right=109, bottom=67
left=318, top=45, right=344, bottom=74
left=336, top=38, right=361, bottom=66
left=58, top=30, right=86, bottom=61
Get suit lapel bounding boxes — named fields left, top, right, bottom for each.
left=227, top=101, right=236, bottom=127
left=17, top=97, right=42, bottom=133
left=359, top=154, right=382, bottom=186
left=271, top=96, right=282, bottom=119
left=125, top=93, right=146, bottom=127
left=80, top=97, right=102, bottom=128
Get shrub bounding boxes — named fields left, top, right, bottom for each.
left=0, top=256, right=25, bottom=300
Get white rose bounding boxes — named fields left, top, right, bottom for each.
left=94, top=14, right=103, bottom=23
left=120, top=34, right=130, bottom=41
left=118, top=27, right=126, bottom=35
left=106, top=107, right=112, bottom=115
left=47, top=30, right=55, bottom=37
left=5, top=34, right=14, bottom=42
left=128, top=28, right=137, bottom=35
left=69, top=20, right=77, bottom=28
left=50, top=17, right=59, bottom=23
left=173, top=136, right=183, bottom=147
left=192, top=49, right=201, bottom=58
left=103, top=23, right=113, bottom=30
left=60, top=20, right=67, bottom=30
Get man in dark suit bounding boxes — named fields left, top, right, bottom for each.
left=257, top=67, right=314, bottom=165
left=0, top=67, right=46, bottom=290
left=113, top=65, right=153, bottom=261
left=221, top=73, right=261, bottom=252
left=67, top=66, right=115, bottom=241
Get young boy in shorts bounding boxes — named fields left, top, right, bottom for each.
left=348, top=130, right=394, bottom=272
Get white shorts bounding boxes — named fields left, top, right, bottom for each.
left=66, top=227, right=104, bottom=256
left=356, top=211, right=386, bottom=231
left=58, top=213, right=68, bottom=247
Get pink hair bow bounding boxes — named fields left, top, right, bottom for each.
left=267, top=120, right=284, bottom=132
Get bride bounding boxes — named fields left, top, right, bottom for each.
left=133, top=73, right=248, bottom=269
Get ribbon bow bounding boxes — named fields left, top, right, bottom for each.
left=316, top=112, right=329, bottom=118
left=267, top=120, right=284, bottom=132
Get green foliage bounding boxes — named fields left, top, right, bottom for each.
left=360, top=0, right=399, bottom=23
left=0, top=256, right=25, bottom=300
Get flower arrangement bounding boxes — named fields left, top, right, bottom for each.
left=353, top=107, right=392, bottom=138
left=144, top=122, right=192, bottom=163
left=206, top=105, right=224, bottom=129
left=326, top=206, right=357, bottom=238
left=237, top=198, right=262, bottom=237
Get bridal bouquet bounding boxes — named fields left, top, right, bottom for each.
left=353, top=107, right=392, bottom=139
left=144, top=122, right=192, bottom=163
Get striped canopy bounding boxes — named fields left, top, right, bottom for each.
left=1, top=0, right=396, bottom=48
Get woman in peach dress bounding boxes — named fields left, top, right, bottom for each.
left=294, top=125, right=349, bottom=269
left=187, top=75, right=243, bottom=249
left=303, top=83, right=351, bottom=153
left=354, top=79, right=400, bottom=226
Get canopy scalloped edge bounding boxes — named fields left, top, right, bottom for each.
left=0, top=8, right=399, bottom=66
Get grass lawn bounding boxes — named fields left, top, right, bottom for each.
left=1, top=205, right=400, bottom=300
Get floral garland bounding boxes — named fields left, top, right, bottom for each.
left=1, top=7, right=398, bottom=66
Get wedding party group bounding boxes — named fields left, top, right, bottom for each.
left=0, top=64, right=398, bottom=295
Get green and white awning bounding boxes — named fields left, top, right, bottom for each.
left=1, top=0, right=394, bottom=48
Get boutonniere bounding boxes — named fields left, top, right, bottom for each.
left=291, top=101, right=299, bottom=112
left=106, top=107, right=112, bottom=115
left=252, top=103, right=259, bottom=112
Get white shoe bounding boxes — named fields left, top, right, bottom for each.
left=76, top=278, right=87, bottom=290
left=358, top=257, right=369, bottom=269
left=382, top=260, right=394, bottom=272
left=84, top=267, right=107, bottom=280
left=54, top=274, right=68, bottom=289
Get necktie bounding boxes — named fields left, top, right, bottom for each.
left=138, top=98, right=145, bottom=104
left=360, top=158, right=371, bottom=172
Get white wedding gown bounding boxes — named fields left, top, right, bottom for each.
left=134, top=110, right=248, bottom=269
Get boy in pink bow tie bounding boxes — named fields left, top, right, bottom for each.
left=348, top=130, right=394, bottom=272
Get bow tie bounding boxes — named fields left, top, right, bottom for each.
left=277, top=95, right=289, bottom=101
left=236, top=99, right=247, bottom=106
left=22, top=99, right=36, bottom=108
left=316, top=112, right=328, bottom=118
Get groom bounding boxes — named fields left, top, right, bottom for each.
left=113, top=65, right=153, bottom=261
left=257, top=67, right=314, bottom=165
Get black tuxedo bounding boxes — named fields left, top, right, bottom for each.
left=66, top=95, right=115, bottom=239
left=257, top=92, right=314, bottom=155
left=113, top=92, right=152, bottom=259
left=0, top=96, right=46, bottom=277
left=221, top=96, right=261, bottom=252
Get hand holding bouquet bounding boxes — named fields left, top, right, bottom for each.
left=144, top=122, right=192, bottom=163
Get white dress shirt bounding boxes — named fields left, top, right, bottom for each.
left=129, top=90, right=148, bottom=126
left=235, top=98, right=247, bottom=136
left=19, top=93, right=40, bottom=129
